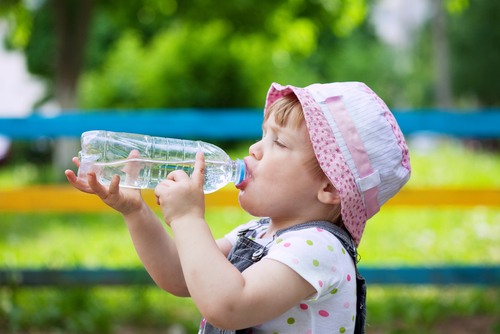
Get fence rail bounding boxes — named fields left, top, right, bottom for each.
left=1, top=109, right=500, bottom=139
left=0, top=187, right=499, bottom=212
left=1, top=267, right=499, bottom=286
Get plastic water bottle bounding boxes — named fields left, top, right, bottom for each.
left=77, top=130, right=247, bottom=194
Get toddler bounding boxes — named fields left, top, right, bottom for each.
left=66, top=82, right=411, bottom=334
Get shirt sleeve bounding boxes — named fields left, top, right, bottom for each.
left=264, top=227, right=355, bottom=300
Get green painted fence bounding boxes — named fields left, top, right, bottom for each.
left=1, top=267, right=499, bottom=286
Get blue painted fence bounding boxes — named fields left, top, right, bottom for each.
left=1, top=109, right=500, bottom=139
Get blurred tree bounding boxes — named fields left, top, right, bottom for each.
left=78, top=0, right=370, bottom=109
left=1, top=0, right=369, bottom=109
left=1, top=0, right=94, bottom=109
left=2, top=0, right=498, bottom=114
left=1, top=0, right=94, bottom=180
left=53, top=0, right=94, bottom=109
left=449, top=0, right=500, bottom=107
left=3, top=0, right=499, bottom=110
left=432, top=0, right=452, bottom=109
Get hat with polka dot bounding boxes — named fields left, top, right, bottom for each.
left=264, top=82, right=411, bottom=247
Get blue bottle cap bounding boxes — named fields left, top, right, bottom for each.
left=236, top=159, right=246, bottom=185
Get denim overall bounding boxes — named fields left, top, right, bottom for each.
left=199, top=218, right=367, bottom=334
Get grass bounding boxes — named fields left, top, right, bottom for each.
left=359, top=206, right=500, bottom=266
left=1, top=207, right=499, bottom=333
left=1, top=286, right=202, bottom=333
left=1, top=207, right=499, bottom=270
left=405, top=137, right=500, bottom=189
left=366, top=286, right=500, bottom=333
left=0, top=138, right=500, bottom=333
left=2, top=285, right=498, bottom=334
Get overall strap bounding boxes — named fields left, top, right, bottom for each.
left=276, top=220, right=359, bottom=262
left=276, top=220, right=367, bottom=334
left=236, top=218, right=270, bottom=238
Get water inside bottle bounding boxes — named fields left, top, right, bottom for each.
left=81, top=158, right=234, bottom=193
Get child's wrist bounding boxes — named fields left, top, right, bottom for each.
left=121, top=200, right=150, bottom=220
left=169, top=214, right=205, bottom=230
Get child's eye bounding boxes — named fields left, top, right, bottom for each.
left=274, top=139, right=286, bottom=148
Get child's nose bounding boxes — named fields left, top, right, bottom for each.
left=249, top=141, right=263, bottom=160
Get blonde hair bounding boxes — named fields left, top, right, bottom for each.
left=264, top=93, right=344, bottom=227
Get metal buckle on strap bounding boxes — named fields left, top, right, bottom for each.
left=252, top=248, right=265, bottom=262
left=237, top=228, right=251, bottom=237
left=237, top=220, right=264, bottom=237
left=251, top=235, right=276, bottom=262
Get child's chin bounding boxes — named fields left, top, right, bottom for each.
left=238, top=193, right=259, bottom=216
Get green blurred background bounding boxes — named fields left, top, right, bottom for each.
left=0, top=0, right=499, bottom=333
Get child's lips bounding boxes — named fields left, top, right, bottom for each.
left=236, top=157, right=252, bottom=190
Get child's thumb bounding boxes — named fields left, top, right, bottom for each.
left=192, top=151, right=206, bottom=188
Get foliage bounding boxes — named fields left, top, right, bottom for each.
left=449, top=0, right=500, bottom=106
left=1, top=0, right=369, bottom=108
left=77, top=0, right=371, bottom=109
left=79, top=22, right=258, bottom=109
left=78, top=15, right=437, bottom=109
left=75, top=0, right=500, bottom=109
left=2, top=285, right=498, bottom=333
left=0, top=0, right=33, bottom=49
left=4, top=0, right=500, bottom=110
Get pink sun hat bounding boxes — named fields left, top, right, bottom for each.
left=265, top=82, right=411, bottom=247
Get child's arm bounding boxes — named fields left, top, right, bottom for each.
left=155, top=153, right=316, bottom=329
left=121, top=201, right=230, bottom=297
left=65, top=157, right=191, bottom=296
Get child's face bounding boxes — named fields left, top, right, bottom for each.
left=237, top=114, right=326, bottom=222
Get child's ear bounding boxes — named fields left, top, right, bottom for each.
left=318, top=182, right=341, bottom=205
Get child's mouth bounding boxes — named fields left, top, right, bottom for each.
left=235, top=175, right=251, bottom=190
left=235, top=158, right=251, bottom=190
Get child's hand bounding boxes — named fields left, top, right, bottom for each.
left=154, top=152, right=206, bottom=226
left=65, top=151, right=145, bottom=216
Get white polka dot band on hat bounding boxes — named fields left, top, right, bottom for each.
left=264, top=82, right=411, bottom=247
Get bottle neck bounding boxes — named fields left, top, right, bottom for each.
left=231, top=159, right=247, bottom=185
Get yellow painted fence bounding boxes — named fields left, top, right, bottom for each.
left=0, top=186, right=499, bottom=213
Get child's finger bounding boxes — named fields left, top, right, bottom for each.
left=65, top=169, right=76, bottom=181
left=87, top=172, right=109, bottom=200
left=108, top=174, right=121, bottom=197
left=166, top=169, right=189, bottom=182
left=123, top=150, right=142, bottom=182
left=65, top=169, right=94, bottom=194
left=191, top=151, right=206, bottom=188
left=154, top=182, right=169, bottom=204
left=72, top=157, right=81, bottom=168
